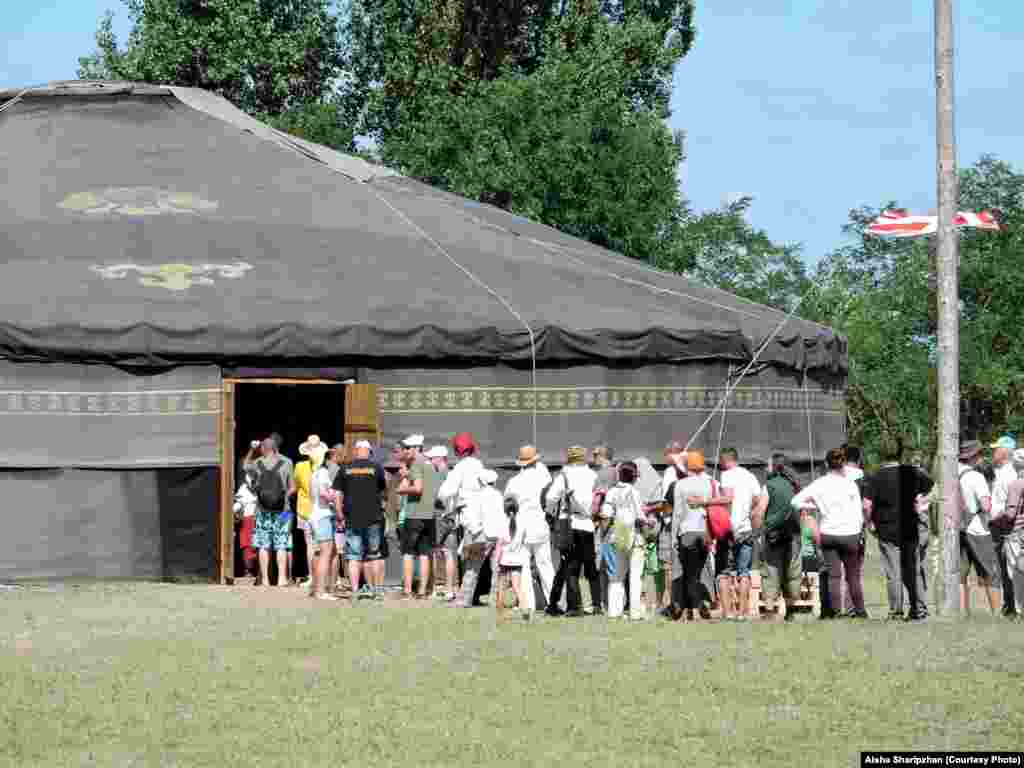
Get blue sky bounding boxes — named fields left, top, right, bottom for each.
left=3, top=1, right=1022, bottom=266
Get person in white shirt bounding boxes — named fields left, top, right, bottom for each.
left=503, top=445, right=554, bottom=615
left=307, top=443, right=339, bottom=600
left=488, top=472, right=531, bottom=622
left=792, top=447, right=868, bottom=618
left=701, top=448, right=767, bottom=620
left=669, top=451, right=717, bottom=622
left=843, top=445, right=865, bottom=482
left=233, top=467, right=260, bottom=583
left=437, top=431, right=485, bottom=516
left=426, top=445, right=459, bottom=602
left=654, top=441, right=686, bottom=613
left=957, top=440, right=999, bottom=616
left=988, top=435, right=1018, bottom=617
left=598, top=461, right=654, bottom=620
left=458, top=468, right=503, bottom=609
left=544, top=445, right=600, bottom=617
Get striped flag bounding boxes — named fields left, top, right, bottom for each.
left=866, top=209, right=1000, bottom=238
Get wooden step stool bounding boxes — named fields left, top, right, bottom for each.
left=748, top=571, right=821, bottom=618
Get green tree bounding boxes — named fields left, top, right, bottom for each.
left=78, top=0, right=350, bottom=146
left=656, top=196, right=810, bottom=312
left=801, top=156, right=1024, bottom=463
left=343, top=0, right=695, bottom=264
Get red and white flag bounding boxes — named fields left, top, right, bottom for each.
left=867, top=209, right=1000, bottom=238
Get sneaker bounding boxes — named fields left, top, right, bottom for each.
left=357, top=585, right=373, bottom=600
left=374, top=589, right=385, bottom=602
left=699, top=607, right=712, bottom=621
left=399, top=592, right=414, bottom=601
left=887, top=612, right=904, bottom=622
left=565, top=609, right=586, bottom=618
left=545, top=606, right=566, bottom=617
left=316, top=593, right=339, bottom=601
left=445, top=591, right=458, bottom=603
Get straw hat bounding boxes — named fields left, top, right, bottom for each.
left=299, top=435, right=324, bottom=456
left=566, top=446, right=586, bottom=465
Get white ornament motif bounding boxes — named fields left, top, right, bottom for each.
left=90, top=262, right=253, bottom=291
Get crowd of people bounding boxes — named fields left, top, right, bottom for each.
left=232, top=428, right=1024, bottom=621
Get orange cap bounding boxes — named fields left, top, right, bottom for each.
left=686, top=450, right=705, bottom=472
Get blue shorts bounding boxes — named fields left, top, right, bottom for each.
left=253, top=509, right=293, bottom=552
left=345, top=523, right=384, bottom=562
left=730, top=539, right=754, bottom=578
left=715, top=536, right=753, bottom=578
left=311, top=517, right=335, bottom=545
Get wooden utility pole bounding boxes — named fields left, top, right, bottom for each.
left=934, top=0, right=961, bottom=617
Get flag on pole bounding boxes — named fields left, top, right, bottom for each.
left=866, top=209, right=1000, bottom=238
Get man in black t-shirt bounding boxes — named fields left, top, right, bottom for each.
left=333, top=440, right=388, bottom=602
left=863, top=436, right=934, bottom=621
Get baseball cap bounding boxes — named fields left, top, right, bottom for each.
left=354, top=440, right=372, bottom=450
left=452, top=431, right=477, bottom=457
left=401, top=434, right=425, bottom=448
left=425, top=445, right=448, bottom=459
left=991, top=435, right=1017, bottom=450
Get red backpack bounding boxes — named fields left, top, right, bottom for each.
left=706, top=478, right=732, bottom=541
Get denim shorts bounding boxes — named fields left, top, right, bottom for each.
left=345, top=523, right=384, bottom=562
left=311, top=517, right=335, bottom=545
left=718, top=538, right=754, bottom=578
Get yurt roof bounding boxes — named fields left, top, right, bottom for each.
left=0, top=81, right=845, bottom=371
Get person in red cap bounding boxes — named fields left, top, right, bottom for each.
left=438, top=432, right=485, bottom=605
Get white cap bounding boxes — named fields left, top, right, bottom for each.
left=354, top=440, right=372, bottom=450
left=425, top=445, right=448, bottom=459
left=480, top=469, right=498, bottom=485
left=401, top=434, right=425, bottom=448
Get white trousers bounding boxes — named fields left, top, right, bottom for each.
left=607, top=546, right=646, bottom=618
left=520, top=538, right=556, bottom=613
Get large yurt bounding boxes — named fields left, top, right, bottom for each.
left=0, top=81, right=846, bottom=581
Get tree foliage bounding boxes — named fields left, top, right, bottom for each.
left=341, top=0, right=695, bottom=264
left=802, top=156, right=1024, bottom=464
left=655, top=196, right=810, bottom=312
left=78, top=0, right=348, bottom=145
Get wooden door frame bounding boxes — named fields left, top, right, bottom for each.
left=216, top=379, right=376, bottom=584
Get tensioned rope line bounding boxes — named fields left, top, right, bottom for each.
left=368, top=189, right=540, bottom=446
left=683, top=294, right=809, bottom=453
left=429, top=193, right=835, bottom=332
left=713, top=363, right=733, bottom=482
left=0, top=86, right=38, bottom=115
left=434, top=201, right=818, bottom=457
left=803, top=367, right=817, bottom=480
left=428, top=200, right=767, bottom=320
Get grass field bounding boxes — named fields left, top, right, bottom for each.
left=2, top=547, right=1023, bottom=768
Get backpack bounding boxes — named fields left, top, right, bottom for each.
left=956, top=467, right=977, bottom=532
left=257, top=459, right=287, bottom=512
left=706, top=478, right=732, bottom=541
